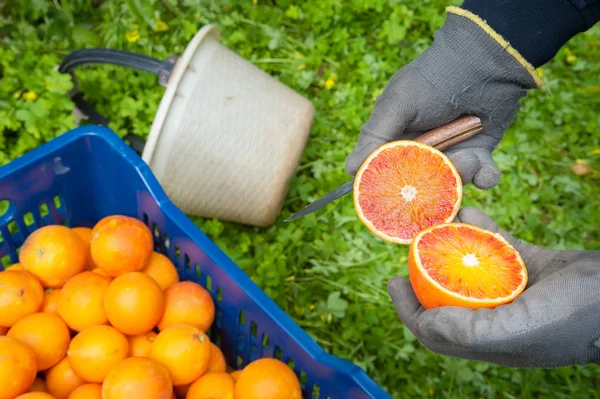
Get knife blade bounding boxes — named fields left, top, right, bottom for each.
left=284, top=179, right=354, bottom=222
left=284, top=115, right=484, bottom=222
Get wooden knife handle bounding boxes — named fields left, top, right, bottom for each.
left=414, top=115, right=483, bottom=151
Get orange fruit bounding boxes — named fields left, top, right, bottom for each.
left=89, top=215, right=153, bottom=277
left=19, top=225, right=87, bottom=288
left=72, top=227, right=96, bottom=270
left=230, top=370, right=242, bottom=382
left=5, top=263, right=23, bottom=271
left=67, top=384, right=102, bottom=399
left=187, top=372, right=234, bottom=399
left=15, top=393, right=56, bottom=399
left=103, top=272, right=165, bottom=335
left=0, top=270, right=44, bottom=327
left=408, top=223, right=528, bottom=309
left=42, top=288, right=61, bottom=315
left=157, top=281, right=214, bottom=332
left=57, top=272, right=110, bottom=332
left=28, top=377, right=48, bottom=392
left=45, top=356, right=86, bottom=399
left=7, top=312, right=71, bottom=370
left=0, top=336, right=38, bottom=399
left=207, top=343, right=227, bottom=373
left=142, top=252, right=180, bottom=290
left=149, top=324, right=212, bottom=386
left=128, top=331, right=157, bottom=357
left=66, top=325, right=129, bottom=383
left=91, top=268, right=111, bottom=279
left=234, top=358, right=301, bottom=399
left=353, top=141, right=462, bottom=244
left=102, top=357, right=172, bottom=399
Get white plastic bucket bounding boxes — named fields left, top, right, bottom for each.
left=141, top=25, right=315, bottom=227
left=59, top=25, right=315, bottom=227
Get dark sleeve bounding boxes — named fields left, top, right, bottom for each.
left=460, top=0, right=600, bottom=67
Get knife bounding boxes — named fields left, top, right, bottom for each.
left=284, top=115, right=484, bottom=222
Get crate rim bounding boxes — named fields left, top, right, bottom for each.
left=0, top=125, right=391, bottom=399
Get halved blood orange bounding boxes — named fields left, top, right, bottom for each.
left=408, top=223, right=527, bottom=309
left=354, top=141, right=462, bottom=244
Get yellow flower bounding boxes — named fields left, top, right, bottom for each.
left=536, top=68, right=543, bottom=78
left=23, top=91, right=38, bottom=102
left=325, top=77, right=335, bottom=89
left=155, top=19, right=168, bottom=32
left=565, top=48, right=576, bottom=64
left=126, top=25, right=140, bottom=43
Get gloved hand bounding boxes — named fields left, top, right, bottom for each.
left=345, top=8, right=543, bottom=189
left=388, top=207, right=600, bottom=368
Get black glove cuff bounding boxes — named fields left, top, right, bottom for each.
left=461, top=0, right=600, bottom=67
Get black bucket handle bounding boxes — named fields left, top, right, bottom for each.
left=58, top=48, right=178, bottom=154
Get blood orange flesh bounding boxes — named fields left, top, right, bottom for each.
left=354, top=141, right=462, bottom=244
left=409, top=223, right=527, bottom=309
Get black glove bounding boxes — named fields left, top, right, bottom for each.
left=345, top=8, right=543, bottom=189
left=389, top=207, right=600, bottom=368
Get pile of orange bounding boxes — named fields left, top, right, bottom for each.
left=0, top=215, right=301, bottom=399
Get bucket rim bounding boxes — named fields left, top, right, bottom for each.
left=141, top=24, right=221, bottom=170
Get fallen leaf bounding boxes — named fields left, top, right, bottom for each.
left=586, top=86, right=600, bottom=93
left=571, top=160, right=592, bottom=176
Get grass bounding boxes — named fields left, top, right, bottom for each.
left=1, top=0, right=599, bottom=397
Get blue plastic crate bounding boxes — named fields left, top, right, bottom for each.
left=0, top=125, right=390, bottom=399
